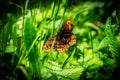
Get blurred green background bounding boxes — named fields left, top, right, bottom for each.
left=0, top=0, right=120, bottom=80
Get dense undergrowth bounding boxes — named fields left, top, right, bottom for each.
left=0, top=0, right=120, bottom=80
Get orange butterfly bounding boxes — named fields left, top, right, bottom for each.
left=43, top=19, right=76, bottom=53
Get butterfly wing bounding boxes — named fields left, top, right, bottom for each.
left=60, top=19, right=73, bottom=33
left=62, top=33, right=76, bottom=46
left=67, top=34, right=76, bottom=46
left=43, top=36, right=56, bottom=52
left=43, top=36, right=69, bottom=52
left=55, top=33, right=76, bottom=52
left=54, top=36, right=69, bottom=52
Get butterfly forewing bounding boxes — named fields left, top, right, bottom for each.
left=60, top=19, right=73, bottom=33
left=43, top=36, right=55, bottom=52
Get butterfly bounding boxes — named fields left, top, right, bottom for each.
left=43, top=19, right=76, bottom=53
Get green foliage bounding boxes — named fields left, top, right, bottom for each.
left=105, top=17, right=120, bottom=67
left=0, top=0, right=120, bottom=80
left=23, top=17, right=41, bottom=79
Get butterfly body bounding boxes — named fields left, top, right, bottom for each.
left=58, top=32, right=67, bottom=44
left=43, top=19, right=76, bottom=53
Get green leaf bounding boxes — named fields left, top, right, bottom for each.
left=98, top=37, right=108, bottom=50
left=105, top=17, right=120, bottom=67
left=23, top=16, right=41, bottom=78
left=62, top=48, right=76, bottom=68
